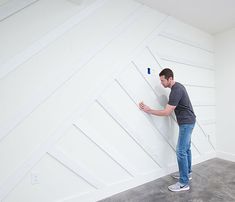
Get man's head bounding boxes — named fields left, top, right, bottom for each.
left=159, top=68, right=174, bottom=88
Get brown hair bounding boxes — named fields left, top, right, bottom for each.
left=159, top=68, right=174, bottom=80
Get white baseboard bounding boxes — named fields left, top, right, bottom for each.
left=216, top=151, right=235, bottom=162
left=64, top=152, right=216, bottom=202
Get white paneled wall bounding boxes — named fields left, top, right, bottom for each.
left=0, top=0, right=216, bottom=201
left=215, top=28, right=235, bottom=161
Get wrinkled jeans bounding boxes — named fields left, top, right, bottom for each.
left=176, top=123, right=195, bottom=185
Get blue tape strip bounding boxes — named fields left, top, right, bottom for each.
left=147, top=68, right=151, bottom=74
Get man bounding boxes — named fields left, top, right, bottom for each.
left=139, top=68, right=196, bottom=192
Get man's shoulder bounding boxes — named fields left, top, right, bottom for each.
left=174, top=82, right=185, bottom=90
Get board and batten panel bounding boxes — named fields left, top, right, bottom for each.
left=0, top=0, right=139, bottom=141
left=0, top=0, right=83, bottom=65
left=75, top=102, right=161, bottom=174
left=133, top=48, right=216, bottom=106
left=100, top=73, right=177, bottom=168
left=56, top=125, right=131, bottom=185
left=130, top=18, right=215, bottom=159
left=0, top=1, right=216, bottom=201
left=0, top=0, right=162, bottom=183
left=149, top=35, right=214, bottom=69
left=122, top=59, right=201, bottom=157
left=192, top=124, right=214, bottom=154
left=194, top=106, right=216, bottom=124
left=160, top=17, right=214, bottom=52
left=3, top=154, right=95, bottom=202
left=186, top=86, right=215, bottom=106
left=130, top=50, right=201, bottom=158
left=159, top=60, right=215, bottom=87
left=118, top=63, right=178, bottom=148
left=0, top=2, right=168, bottom=201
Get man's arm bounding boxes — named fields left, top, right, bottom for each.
left=139, top=102, right=176, bottom=116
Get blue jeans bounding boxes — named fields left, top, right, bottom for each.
left=176, top=123, right=195, bottom=185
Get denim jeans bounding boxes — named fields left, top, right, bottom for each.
left=176, top=123, right=195, bottom=185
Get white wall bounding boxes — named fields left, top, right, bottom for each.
left=215, top=28, right=235, bottom=162
left=0, top=0, right=216, bottom=201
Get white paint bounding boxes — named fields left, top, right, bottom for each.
left=215, top=28, right=235, bottom=161
left=3, top=154, right=95, bottom=202
left=73, top=118, right=139, bottom=177
left=48, top=146, right=106, bottom=189
left=0, top=1, right=216, bottom=201
left=0, top=0, right=38, bottom=21
left=0, top=0, right=91, bottom=71
left=63, top=152, right=217, bottom=202
left=135, top=0, right=235, bottom=34
left=0, top=0, right=138, bottom=141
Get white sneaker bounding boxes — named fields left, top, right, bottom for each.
left=171, top=172, right=192, bottom=180
left=168, top=182, right=190, bottom=192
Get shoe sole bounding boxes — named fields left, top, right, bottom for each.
left=168, top=186, right=190, bottom=192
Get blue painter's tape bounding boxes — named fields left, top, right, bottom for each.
left=147, top=68, right=151, bottom=74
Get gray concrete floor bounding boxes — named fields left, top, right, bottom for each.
left=99, top=158, right=235, bottom=202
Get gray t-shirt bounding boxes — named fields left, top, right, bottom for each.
left=168, top=82, right=196, bottom=125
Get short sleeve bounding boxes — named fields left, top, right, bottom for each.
left=168, top=87, right=182, bottom=107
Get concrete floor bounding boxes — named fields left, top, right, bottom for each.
left=99, top=158, right=235, bottom=202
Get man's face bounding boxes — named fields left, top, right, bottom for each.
left=160, top=75, right=171, bottom=88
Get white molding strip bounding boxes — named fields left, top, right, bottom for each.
left=143, top=46, right=216, bottom=151
left=48, top=147, right=105, bottom=189
left=145, top=46, right=162, bottom=68
left=159, top=54, right=214, bottom=71
left=115, top=77, right=177, bottom=152
left=0, top=13, right=169, bottom=201
left=184, top=83, right=215, bottom=89
left=146, top=44, right=214, bottom=71
left=131, top=60, right=201, bottom=155
left=0, top=121, right=72, bottom=200
left=62, top=152, right=217, bottom=202
left=0, top=2, right=142, bottom=141
left=0, top=0, right=39, bottom=22
left=0, top=0, right=107, bottom=80
left=96, top=97, right=163, bottom=168
left=138, top=48, right=215, bottom=91
left=158, top=31, right=214, bottom=53
left=73, top=119, right=138, bottom=177
left=196, top=121, right=216, bottom=151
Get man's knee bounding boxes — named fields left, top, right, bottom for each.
left=176, top=148, right=187, bottom=158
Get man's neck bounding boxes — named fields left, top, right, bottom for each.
left=169, top=80, right=176, bottom=88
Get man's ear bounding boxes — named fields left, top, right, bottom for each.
left=168, top=77, right=173, bottom=82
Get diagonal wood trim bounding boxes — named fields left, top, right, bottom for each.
left=0, top=0, right=107, bottom=80
left=114, top=77, right=177, bottom=153
left=158, top=32, right=214, bottom=54
left=0, top=1, right=141, bottom=141
left=0, top=121, right=72, bottom=200
left=146, top=45, right=214, bottom=71
left=73, top=118, right=138, bottom=177
left=48, top=146, right=105, bottom=189
left=96, top=97, right=163, bottom=168
left=0, top=12, right=169, bottom=200
left=131, top=60, right=201, bottom=155
left=144, top=47, right=215, bottom=151
left=0, top=0, right=39, bottom=22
